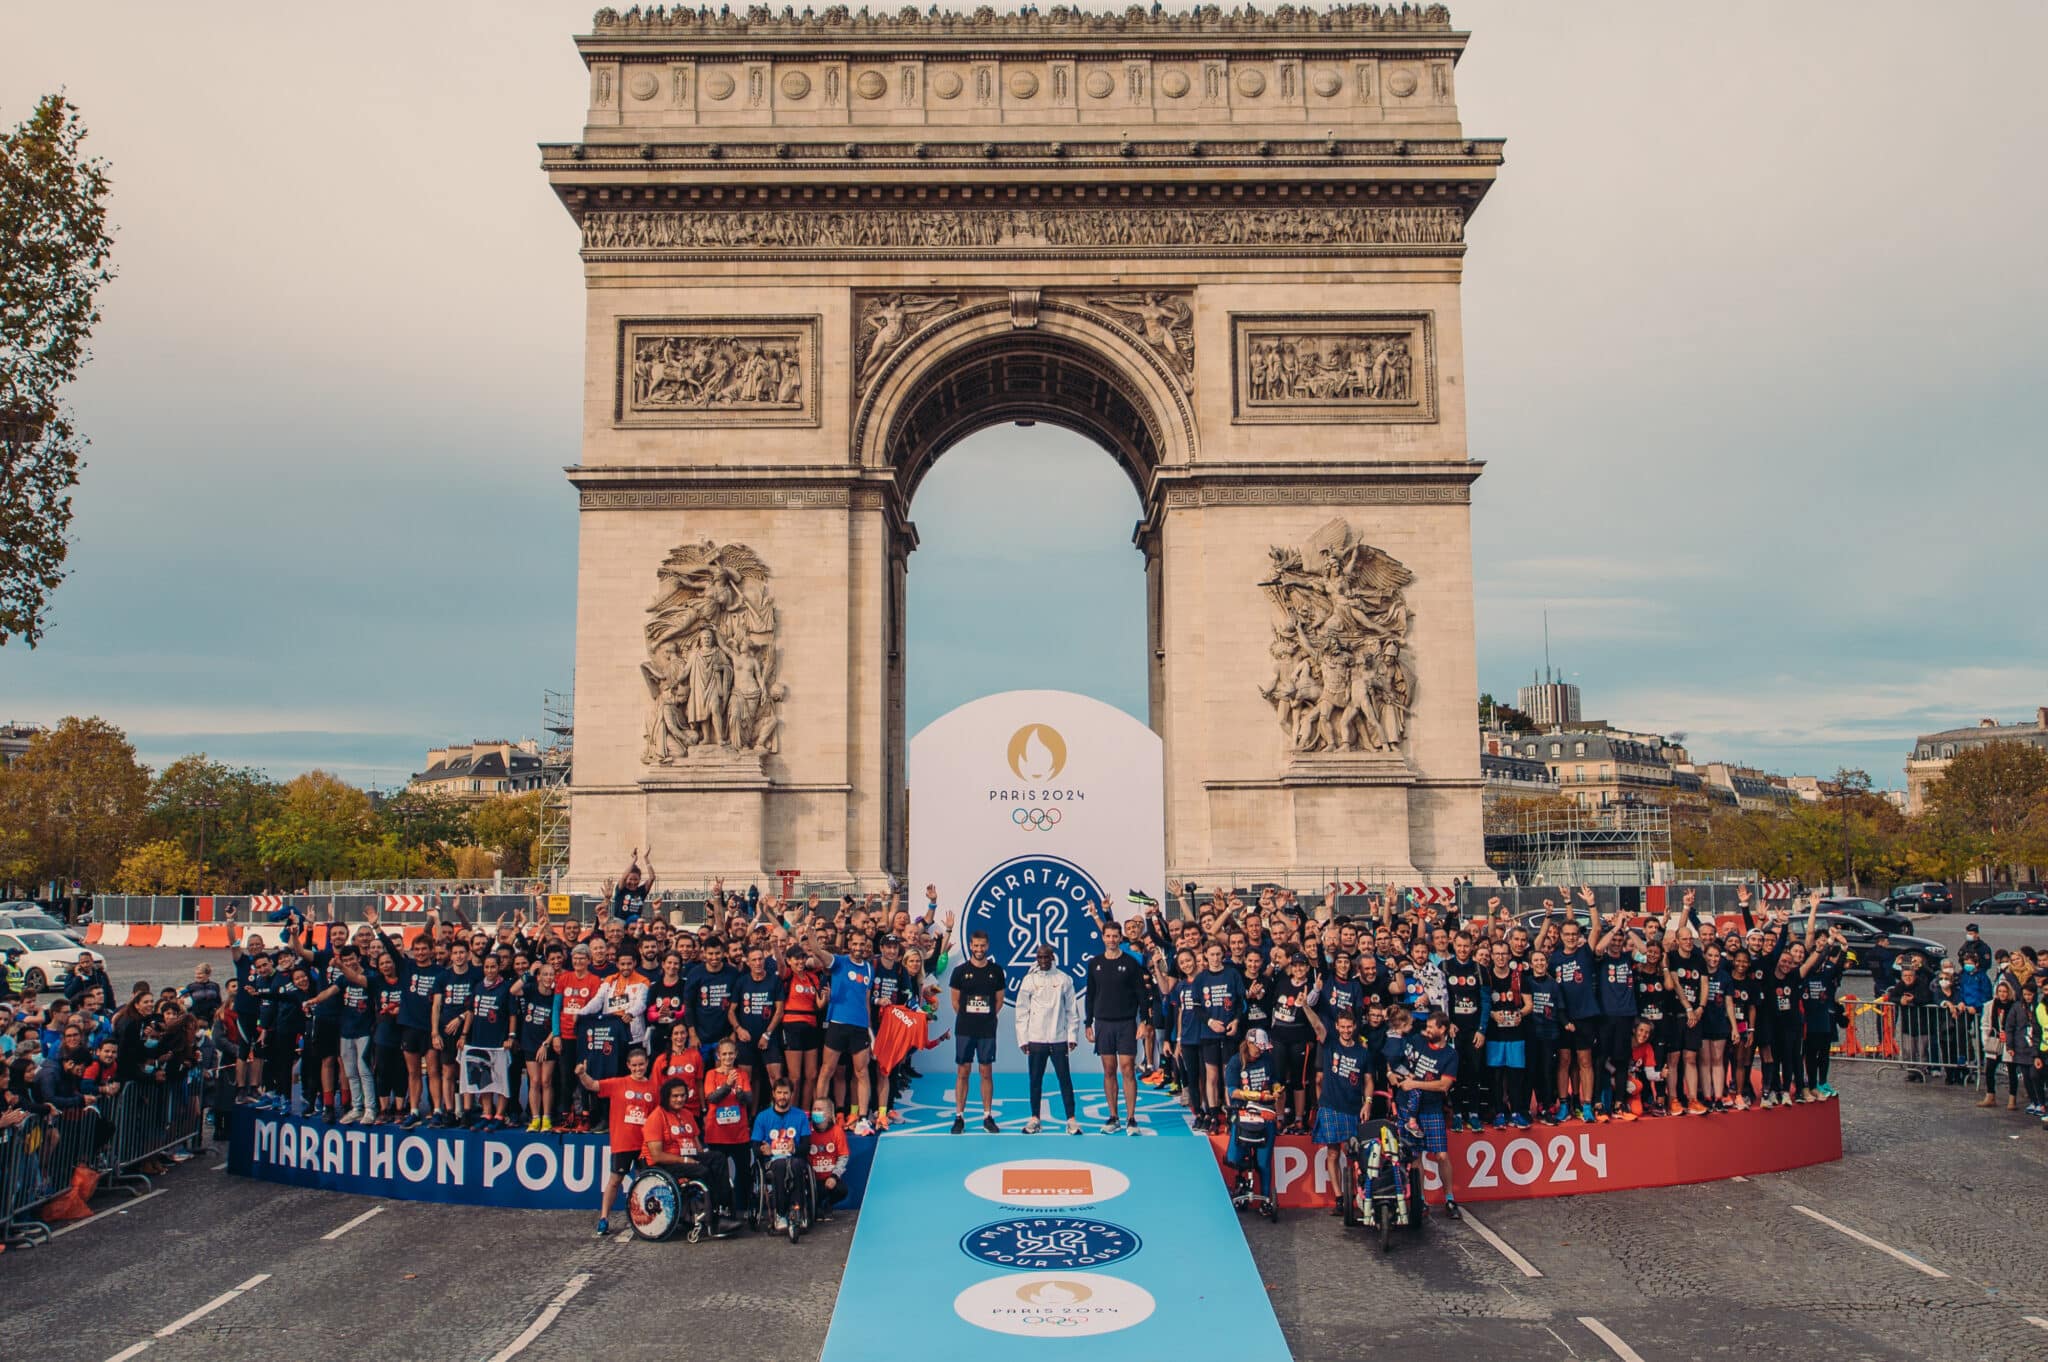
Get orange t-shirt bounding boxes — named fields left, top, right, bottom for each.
left=652, top=1048, right=705, bottom=1111
left=555, top=970, right=601, bottom=1038
left=807, top=1117, right=849, bottom=1179
left=598, top=1075, right=659, bottom=1151
left=702, top=1066, right=753, bottom=1145
left=644, top=1106, right=702, bottom=1160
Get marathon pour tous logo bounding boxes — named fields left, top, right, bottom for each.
left=962, top=1217, right=1141, bottom=1271
left=963, top=853, right=1106, bottom=999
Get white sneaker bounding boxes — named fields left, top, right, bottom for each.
left=852, top=1117, right=875, bottom=1136
left=1022, top=1117, right=1041, bottom=1134
left=1066, top=1117, right=1082, bottom=1135
left=1102, top=1117, right=1122, bottom=1134
left=338, top=1110, right=359, bottom=1126
left=774, top=1215, right=789, bottom=1231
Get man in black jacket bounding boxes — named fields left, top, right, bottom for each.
left=1085, top=913, right=1147, bottom=1133
left=64, top=954, right=112, bottom=1007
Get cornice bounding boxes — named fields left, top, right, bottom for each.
left=583, top=3, right=1462, bottom=46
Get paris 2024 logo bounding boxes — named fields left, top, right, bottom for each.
left=963, top=855, right=1106, bottom=1000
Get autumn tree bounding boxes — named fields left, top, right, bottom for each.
left=470, top=790, right=548, bottom=877
left=1, top=95, right=116, bottom=646
left=114, top=838, right=200, bottom=894
left=1927, top=740, right=2048, bottom=882
left=147, top=755, right=281, bottom=890
left=0, top=715, right=149, bottom=894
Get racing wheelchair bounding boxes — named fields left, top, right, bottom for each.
left=1337, top=1117, right=1426, bottom=1252
left=621, top=1161, right=718, bottom=1244
left=747, top=1153, right=819, bottom=1244
left=1226, top=1100, right=1280, bottom=1223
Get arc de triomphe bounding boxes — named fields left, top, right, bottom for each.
left=545, top=3, right=1500, bottom=889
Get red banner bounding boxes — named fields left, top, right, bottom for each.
left=1209, top=1100, right=1841, bottom=1206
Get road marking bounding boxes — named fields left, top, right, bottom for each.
left=104, top=1344, right=151, bottom=1362
left=155, top=1273, right=271, bottom=1338
left=1793, top=1205, right=1948, bottom=1278
left=320, top=1205, right=385, bottom=1240
left=1461, top=1209, right=1542, bottom=1277
left=48, top=1188, right=166, bottom=1238
left=2023, top=1315, right=2048, bottom=1331
left=486, top=1272, right=591, bottom=1362
left=1578, top=1316, right=1645, bottom=1362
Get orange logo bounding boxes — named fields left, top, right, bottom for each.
left=1002, top=1167, right=1094, bottom=1198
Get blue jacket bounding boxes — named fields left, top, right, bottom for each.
left=1957, top=967, right=1992, bottom=1010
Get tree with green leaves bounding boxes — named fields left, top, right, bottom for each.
left=114, top=838, right=201, bottom=894
left=1927, top=740, right=2048, bottom=882
left=255, top=771, right=377, bottom=887
left=146, top=755, right=282, bottom=890
left=0, top=715, right=150, bottom=896
left=470, top=790, right=549, bottom=877
left=2, top=94, right=116, bottom=647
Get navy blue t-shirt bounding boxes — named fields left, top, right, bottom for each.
left=1402, top=1037, right=1458, bottom=1113
left=467, top=979, right=515, bottom=1049
left=1549, top=946, right=1602, bottom=1020
left=1319, top=1039, right=1370, bottom=1114
left=686, top=965, right=741, bottom=1044
left=1595, top=952, right=1638, bottom=1018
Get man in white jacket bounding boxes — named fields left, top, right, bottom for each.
left=1015, top=944, right=1083, bottom=1135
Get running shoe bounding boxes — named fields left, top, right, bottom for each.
left=1510, top=1113, right=1531, bottom=1129
left=1579, top=1104, right=1597, bottom=1123
left=1066, top=1118, right=1082, bottom=1135
left=1686, top=1101, right=1708, bottom=1115
left=982, top=1115, right=1000, bottom=1134
left=1103, top=1117, right=1124, bottom=1134
left=594, top=1218, right=609, bottom=1237
left=398, top=1111, right=423, bottom=1130
left=526, top=1117, right=543, bottom=1132
left=1443, top=1200, right=1462, bottom=1221
left=1595, top=1109, right=1612, bottom=1124
left=1614, top=1110, right=1637, bottom=1123
left=950, top=1115, right=966, bottom=1135
left=852, top=1117, right=875, bottom=1136
left=540, top=1116, right=553, bottom=1132
left=1491, top=1114, right=1508, bottom=1130
left=1023, top=1117, right=1042, bottom=1134
left=1126, top=1118, right=1142, bottom=1136
left=339, top=1110, right=359, bottom=1126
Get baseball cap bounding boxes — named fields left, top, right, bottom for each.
left=1245, top=1027, right=1271, bottom=1050
left=1966, top=921, right=1980, bottom=932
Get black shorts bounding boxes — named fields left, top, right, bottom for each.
left=781, top=1020, right=821, bottom=1052
left=1700, top=1012, right=1731, bottom=1043
left=1559, top=1022, right=1600, bottom=1052
left=399, top=1024, right=430, bottom=1056
left=1093, top=1018, right=1137, bottom=1058
left=1199, top=1037, right=1232, bottom=1069
left=1680, top=1021, right=1704, bottom=1052
left=304, top=1018, right=341, bottom=1062
left=823, top=1021, right=871, bottom=1057
left=611, top=1149, right=639, bottom=1176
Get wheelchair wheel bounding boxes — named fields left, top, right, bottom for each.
left=746, top=1164, right=768, bottom=1232
left=1337, top=1157, right=1360, bottom=1228
left=625, top=1166, right=685, bottom=1243
left=1376, top=1200, right=1395, bottom=1252
left=682, top=1180, right=712, bottom=1244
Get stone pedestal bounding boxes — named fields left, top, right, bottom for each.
left=640, top=754, right=774, bottom=882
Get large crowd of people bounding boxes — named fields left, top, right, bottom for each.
left=8, top=868, right=2047, bottom=1244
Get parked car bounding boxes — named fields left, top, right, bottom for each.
left=1817, top=898, right=1917, bottom=937
left=0, top=929, right=107, bottom=992
left=0, top=905, right=88, bottom=944
left=1513, top=907, right=1594, bottom=935
left=1811, top=913, right=1947, bottom=977
left=1885, top=882, right=1954, bottom=915
left=1972, top=889, right=2048, bottom=916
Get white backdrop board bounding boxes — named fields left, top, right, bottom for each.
left=910, top=691, right=1166, bottom=1070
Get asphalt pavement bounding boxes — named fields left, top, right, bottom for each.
left=4, top=1063, right=2046, bottom=1361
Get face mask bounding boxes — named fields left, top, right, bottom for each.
left=813, top=1109, right=831, bottom=1125
left=1964, top=963, right=1976, bottom=972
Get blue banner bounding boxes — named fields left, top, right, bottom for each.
left=226, top=1107, right=880, bottom=1211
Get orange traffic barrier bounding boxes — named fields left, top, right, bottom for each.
left=1837, top=995, right=1863, bottom=1056
left=126, top=923, right=163, bottom=947
left=196, top=925, right=230, bottom=948
left=1875, top=1002, right=1899, bottom=1059
left=84, top=923, right=104, bottom=944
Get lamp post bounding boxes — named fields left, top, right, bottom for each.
left=192, top=794, right=221, bottom=894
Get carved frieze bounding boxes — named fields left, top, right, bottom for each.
left=1231, top=311, right=1436, bottom=424
left=582, top=205, right=1465, bottom=257
left=642, top=540, right=785, bottom=763
left=615, top=316, right=821, bottom=428
left=1259, top=518, right=1414, bottom=757
left=590, top=4, right=1457, bottom=38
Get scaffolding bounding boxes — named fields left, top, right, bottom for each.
left=534, top=688, right=573, bottom=890
left=1484, top=801, right=1673, bottom=887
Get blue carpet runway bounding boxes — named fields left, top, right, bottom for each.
left=822, top=1074, right=1289, bottom=1361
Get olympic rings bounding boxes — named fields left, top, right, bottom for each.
left=1010, top=807, right=1062, bottom=830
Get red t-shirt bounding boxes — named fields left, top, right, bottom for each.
left=652, top=1048, right=705, bottom=1111
left=784, top=969, right=821, bottom=1023
left=807, top=1117, right=848, bottom=1179
left=644, top=1106, right=702, bottom=1160
left=597, top=1075, right=659, bottom=1152
left=701, top=1066, right=753, bottom=1145
left=555, top=970, right=601, bottom=1038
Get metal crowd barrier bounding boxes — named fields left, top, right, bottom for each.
left=1834, top=998, right=1986, bottom=1077
left=0, top=1065, right=213, bottom=1248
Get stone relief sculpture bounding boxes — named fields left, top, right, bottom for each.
left=1246, top=332, right=1412, bottom=404
left=1259, top=518, right=1415, bottom=755
left=856, top=294, right=961, bottom=394
left=642, top=540, right=785, bottom=761
left=582, top=205, right=1466, bottom=254
left=591, top=4, right=1455, bottom=36
left=1086, top=292, right=1195, bottom=390
left=629, top=333, right=804, bottom=411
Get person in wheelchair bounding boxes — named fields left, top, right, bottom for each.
left=1223, top=1028, right=1282, bottom=1213
left=636, top=1077, right=718, bottom=1240
left=750, top=1076, right=814, bottom=1233
left=805, top=1094, right=852, bottom=1222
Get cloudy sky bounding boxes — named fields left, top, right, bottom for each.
left=3, top=1, right=2043, bottom=792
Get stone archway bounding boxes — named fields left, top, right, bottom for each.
left=549, top=4, right=1500, bottom=889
